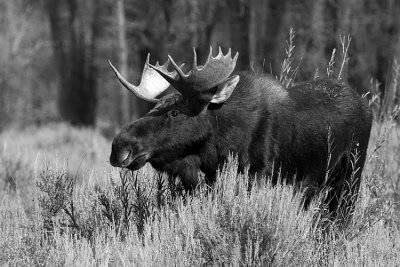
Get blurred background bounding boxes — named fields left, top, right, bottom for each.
left=1, top=0, right=400, bottom=132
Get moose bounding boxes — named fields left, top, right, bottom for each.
left=109, top=47, right=372, bottom=223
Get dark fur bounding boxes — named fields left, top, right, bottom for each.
left=110, top=71, right=372, bottom=222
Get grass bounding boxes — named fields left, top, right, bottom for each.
left=0, top=116, right=399, bottom=266
left=0, top=123, right=110, bottom=206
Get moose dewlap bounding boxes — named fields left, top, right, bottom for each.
left=109, top=47, right=372, bottom=224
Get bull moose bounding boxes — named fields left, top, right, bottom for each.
left=109, top=47, right=372, bottom=222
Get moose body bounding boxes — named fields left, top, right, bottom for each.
left=109, top=47, right=372, bottom=221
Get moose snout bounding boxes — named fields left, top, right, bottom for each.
left=110, top=148, right=131, bottom=167
left=109, top=135, right=149, bottom=169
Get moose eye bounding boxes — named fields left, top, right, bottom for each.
left=170, top=110, right=179, bottom=117
left=180, top=99, right=189, bottom=107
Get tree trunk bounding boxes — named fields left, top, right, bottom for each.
left=309, top=0, right=326, bottom=71
left=336, top=0, right=353, bottom=36
left=0, top=78, right=8, bottom=131
left=187, top=0, right=219, bottom=61
left=116, top=0, right=130, bottom=124
left=249, top=0, right=269, bottom=67
left=45, top=0, right=99, bottom=126
left=263, top=0, right=287, bottom=71
left=229, top=0, right=250, bottom=70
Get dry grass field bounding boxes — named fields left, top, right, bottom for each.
left=0, top=112, right=399, bottom=266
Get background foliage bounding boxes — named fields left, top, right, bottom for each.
left=1, top=0, right=400, bottom=129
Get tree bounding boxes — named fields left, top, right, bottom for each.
left=186, top=0, right=221, bottom=59
left=262, top=0, right=287, bottom=71
left=116, top=0, right=130, bottom=124
left=229, top=0, right=287, bottom=71
left=45, top=0, right=103, bottom=126
left=308, top=0, right=327, bottom=73
left=0, top=0, right=49, bottom=129
left=228, top=0, right=250, bottom=70
left=249, top=0, right=269, bottom=65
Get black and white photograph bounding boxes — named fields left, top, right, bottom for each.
left=1, top=0, right=399, bottom=265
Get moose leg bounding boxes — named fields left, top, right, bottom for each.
left=247, top=160, right=274, bottom=190
left=159, top=156, right=202, bottom=197
left=325, top=149, right=364, bottom=227
left=179, top=168, right=200, bottom=192
left=173, top=156, right=201, bottom=192
left=335, top=150, right=365, bottom=226
left=324, top=156, right=347, bottom=223
left=180, top=166, right=200, bottom=191
left=201, top=167, right=217, bottom=188
left=300, top=173, right=320, bottom=209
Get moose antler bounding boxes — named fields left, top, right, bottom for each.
left=109, top=54, right=177, bottom=102
left=150, top=46, right=238, bottom=96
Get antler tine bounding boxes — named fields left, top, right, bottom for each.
left=149, top=61, right=175, bottom=84
left=157, top=58, right=169, bottom=71
left=167, top=55, right=188, bottom=78
left=227, top=48, right=232, bottom=57
left=149, top=58, right=185, bottom=89
left=192, top=47, right=198, bottom=70
left=206, top=46, right=213, bottom=62
left=218, top=46, right=223, bottom=58
left=233, top=51, right=239, bottom=62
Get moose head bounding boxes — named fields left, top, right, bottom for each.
left=109, top=47, right=239, bottom=172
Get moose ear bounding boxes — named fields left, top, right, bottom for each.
left=210, top=75, right=240, bottom=104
